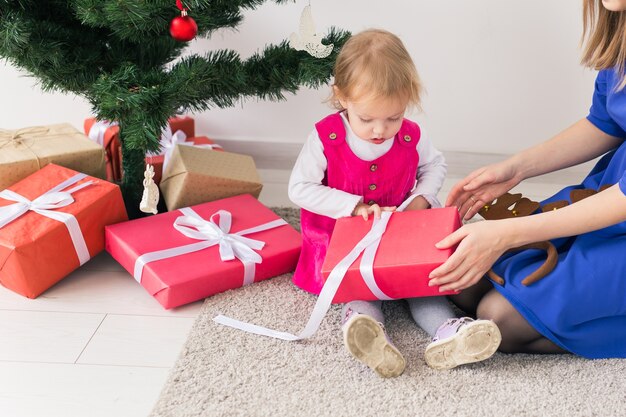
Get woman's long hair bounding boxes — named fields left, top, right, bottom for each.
left=582, top=0, right=626, bottom=89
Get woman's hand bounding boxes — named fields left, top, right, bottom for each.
left=428, top=220, right=513, bottom=291
left=352, top=202, right=396, bottom=220
left=446, top=159, right=522, bottom=220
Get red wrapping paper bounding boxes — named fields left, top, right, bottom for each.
left=84, top=115, right=196, bottom=182
left=321, top=207, right=461, bottom=303
left=83, top=118, right=122, bottom=182
left=0, top=164, right=128, bottom=298
left=105, top=194, right=302, bottom=309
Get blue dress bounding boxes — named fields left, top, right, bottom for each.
left=491, top=68, right=626, bottom=359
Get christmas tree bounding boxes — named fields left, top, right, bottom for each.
left=0, top=1, right=348, bottom=216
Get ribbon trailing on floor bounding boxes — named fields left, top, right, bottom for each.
left=212, top=195, right=421, bottom=341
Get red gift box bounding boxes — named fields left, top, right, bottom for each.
left=0, top=164, right=128, bottom=298
left=84, top=118, right=122, bottom=182
left=320, top=208, right=461, bottom=303
left=84, top=115, right=196, bottom=183
left=105, top=194, right=302, bottom=309
left=167, top=115, right=195, bottom=138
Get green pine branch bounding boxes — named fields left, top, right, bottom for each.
left=0, top=0, right=350, bottom=216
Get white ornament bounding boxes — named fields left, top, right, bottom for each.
left=289, top=5, right=333, bottom=58
left=140, top=164, right=159, bottom=215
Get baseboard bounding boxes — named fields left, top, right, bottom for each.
left=218, top=139, right=596, bottom=185
left=218, top=139, right=302, bottom=170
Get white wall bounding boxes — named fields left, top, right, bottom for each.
left=0, top=0, right=595, bottom=155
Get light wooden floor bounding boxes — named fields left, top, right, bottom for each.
left=0, top=152, right=586, bottom=417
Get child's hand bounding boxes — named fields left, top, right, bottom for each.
left=352, top=202, right=396, bottom=220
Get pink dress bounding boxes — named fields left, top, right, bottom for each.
left=293, top=112, right=422, bottom=295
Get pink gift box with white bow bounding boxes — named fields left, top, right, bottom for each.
left=104, top=194, right=302, bottom=309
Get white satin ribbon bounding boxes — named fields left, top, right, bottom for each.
left=145, top=125, right=188, bottom=173
left=162, top=141, right=223, bottom=173
left=132, top=207, right=288, bottom=286
left=88, top=120, right=118, bottom=146
left=180, top=142, right=223, bottom=151
left=0, top=174, right=94, bottom=265
left=163, top=140, right=223, bottom=173
left=213, top=194, right=422, bottom=340
left=358, top=194, right=419, bottom=301
left=213, top=211, right=394, bottom=340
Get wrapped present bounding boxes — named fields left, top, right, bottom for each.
left=148, top=136, right=223, bottom=185
left=0, top=164, right=128, bottom=298
left=211, top=207, right=460, bottom=340
left=84, top=118, right=122, bottom=182
left=0, top=124, right=107, bottom=191
left=159, top=144, right=263, bottom=211
left=84, top=115, right=196, bottom=182
left=168, top=115, right=195, bottom=137
left=320, top=208, right=461, bottom=303
left=105, top=194, right=301, bottom=309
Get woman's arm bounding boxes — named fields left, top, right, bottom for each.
left=502, top=183, right=626, bottom=246
left=509, top=118, right=621, bottom=181
left=430, top=184, right=626, bottom=292
left=447, top=118, right=622, bottom=220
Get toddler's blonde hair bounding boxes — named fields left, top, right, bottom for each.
left=329, top=29, right=422, bottom=110
left=582, top=0, right=626, bottom=89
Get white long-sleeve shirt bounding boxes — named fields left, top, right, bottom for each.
left=288, top=112, right=447, bottom=219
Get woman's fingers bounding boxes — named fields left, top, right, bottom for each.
left=434, top=227, right=467, bottom=250
left=439, top=267, right=482, bottom=292
left=462, top=195, right=486, bottom=220
left=445, top=181, right=468, bottom=207
left=429, top=256, right=476, bottom=290
left=431, top=224, right=489, bottom=289
left=429, top=251, right=464, bottom=281
left=431, top=256, right=489, bottom=292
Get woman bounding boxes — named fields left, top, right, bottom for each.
left=428, top=0, right=626, bottom=358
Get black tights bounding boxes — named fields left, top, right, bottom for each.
left=450, top=279, right=566, bottom=354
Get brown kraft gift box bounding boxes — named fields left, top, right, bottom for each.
left=159, top=144, right=263, bottom=210
left=0, top=124, right=106, bottom=190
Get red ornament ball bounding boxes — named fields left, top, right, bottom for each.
left=170, top=13, right=197, bottom=42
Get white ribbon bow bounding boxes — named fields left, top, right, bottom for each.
left=0, top=173, right=94, bottom=265
left=133, top=207, right=287, bottom=286
left=88, top=120, right=118, bottom=147
left=146, top=125, right=188, bottom=173
left=213, top=194, right=421, bottom=340
left=174, top=210, right=266, bottom=265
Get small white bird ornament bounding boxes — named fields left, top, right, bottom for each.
left=289, top=5, right=333, bottom=58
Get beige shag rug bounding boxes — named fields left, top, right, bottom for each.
left=150, top=208, right=626, bottom=417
